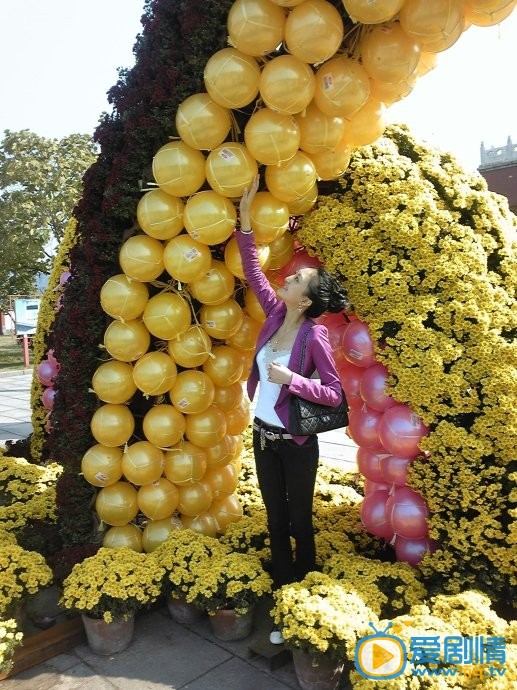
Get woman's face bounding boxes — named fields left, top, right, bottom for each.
left=277, top=268, right=317, bottom=310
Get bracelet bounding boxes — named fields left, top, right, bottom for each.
left=240, top=228, right=253, bottom=234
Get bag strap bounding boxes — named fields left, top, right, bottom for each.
left=298, top=323, right=313, bottom=374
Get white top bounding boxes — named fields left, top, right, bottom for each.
left=254, top=341, right=291, bottom=428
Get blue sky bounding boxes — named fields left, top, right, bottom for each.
left=1, top=0, right=516, bottom=172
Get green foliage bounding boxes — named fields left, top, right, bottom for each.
left=0, top=130, right=96, bottom=311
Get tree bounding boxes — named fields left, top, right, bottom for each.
left=0, top=130, right=97, bottom=310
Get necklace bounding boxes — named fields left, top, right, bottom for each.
left=270, top=322, right=302, bottom=352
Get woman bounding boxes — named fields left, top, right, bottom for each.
left=238, top=176, right=349, bottom=643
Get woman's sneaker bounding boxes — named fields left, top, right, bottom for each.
left=269, top=625, right=284, bottom=645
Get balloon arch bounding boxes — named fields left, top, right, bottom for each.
left=37, top=0, right=516, bottom=566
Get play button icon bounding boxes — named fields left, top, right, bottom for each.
left=373, top=642, right=395, bottom=669
left=355, top=632, right=407, bottom=680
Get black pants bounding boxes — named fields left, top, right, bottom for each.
left=253, top=427, right=319, bottom=589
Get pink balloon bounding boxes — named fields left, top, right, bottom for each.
left=395, top=535, right=437, bottom=568
left=42, top=386, right=56, bottom=410
left=357, top=446, right=390, bottom=483
left=360, top=490, right=394, bottom=540
left=278, top=248, right=322, bottom=278
left=47, top=349, right=58, bottom=366
left=338, top=361, right=365, bottom=410
left=387, top=486, right=428, bottom=539
left=347, top=406, right=384, bottom=450
left=342, top=320, right=376, bottom=368
left=37, top=359, right=58, bottom=387
left=379, top=455, right=413, bottom=486
left=364, top=479, right=390, bottom=494
left=378, top=404, right=429, bottom=459
left=59, top=270, right=71, bottom=286
left=360, top=363, right=397, bottom=412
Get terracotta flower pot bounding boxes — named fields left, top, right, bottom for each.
left=208, top=607, right=254, bottom=641
left=292, top=647, right=346, bottom=690
left=166, top=595, right=206, bottom=625
left=81, top=613, right=135, bottom=656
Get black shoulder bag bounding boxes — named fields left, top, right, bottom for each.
left=288, top=329, right=349, bottom=436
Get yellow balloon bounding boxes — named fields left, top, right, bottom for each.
left=248, top=191, right=289, bottom=243
left=104, top=319, right=150, bottom=362
left=224, top=236, right=270, bottom=280
left=177, top=481, right=214, bottom=516
left=205, top=434, right=239, bottom=468
left=103, top=523, right=143, bottom=551
left=185, top=405, right=228, bottom=448
left=169, top=370, right=215, bottom=415
left=259, top=54, right=316, bottom=115
left=100, top=274, right=149, bottom=321
left=205, top=142, right=258, bottom=198
left=416, top=51, right=438, bottom=77
left=81, top=444, right=124, bottom=487
left=136, top=189, right=185, bottom=240
left=399, top=0, right=464, bottom=52
left=189, top=260, right=235, bottom=306
left=200, top=298, right=244, bottom=339
left=204, top=463, right=239, bottom=498
left=142, top=516, right=183, bottom=552
left=212, top=383, right=244, bottom=412
left=90, top=404, right=135, bottom=448
left=121, top=440, right=165, bottom=486
left=284, top=0, right=344, bottom=64
left=227, top=315, right=262, bottom=352
left=244, top=287, right=266, bottom=323
left=92, top=360, right=137, bottom=405
left=369, top=73, right=417, bottom=105
left=203, top=345, right=244, bottom=387
left=308, top=146, right=351, bottom=181
left=181, top=512, right=218, bottom=537
left=119, top=235, right=165, bottom=282
left=208, top=493, right=244, bottom=534
left=287, top=181, right=319, bottom=215
left=265, top=151, right=317, bottom=203
left=270, top=0, right=305, bottom=5
left=296, top=101, right=345, bottom=155
left=175, top=92, right=231, bottom=150
left=96, top=481, right=139, bottom=526
left=132, top=351, right=177, bottom=396
left=164, top=441, right=208, bottom=485
left=142, top=404, right=186, bottom=448
left=142, top=292, right=191, bottom=340
left=342, top=0, right=405, bottom=24
left=225, top=399, right=251, bottom=435
left=339, top=99, right=386, bottom=148
left=152, top=141, right=206, bottom=197
left=137, top=478, right=179, bottom=520
left=204, top=47, right=261, bottom=109
left=244, top=108, right=301, bottom=166
left=360, top=22, right=421, bottom=83
left=314, top=56, right=371, bottom=117
left=167, top=325, right=212, bottom=367
left=163, top=234, right=212, bottom=283
left=239, top=350, right=255, bottom=381
left=464, top=0, right=516, bottom=26
left=267, top=231, right=295, bottom=270
left=184, top=191, right=237, bottom=245
left=227, top=0, right=287, bottom=57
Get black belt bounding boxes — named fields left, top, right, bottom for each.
left=253, top=419, right=293, bottom=448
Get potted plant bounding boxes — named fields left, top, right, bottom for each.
left=271, top=571, right=377, bottom=690
left=150, top=529, right=228, bottom=625
left=0, top=618, right=24, bottom=679
left=187, top=550, right=273, bottom=641
left=60, top=547, right=164, bottom=655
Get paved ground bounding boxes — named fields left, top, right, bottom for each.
left=0, top=370, right=358, bottom=689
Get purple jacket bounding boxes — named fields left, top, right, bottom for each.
left=236, top=231, right=343, bottom=445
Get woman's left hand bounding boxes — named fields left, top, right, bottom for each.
left=267, top=361, right=293, bottom=385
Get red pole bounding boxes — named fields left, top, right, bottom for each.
left=23, top=334, right=30, bottom=368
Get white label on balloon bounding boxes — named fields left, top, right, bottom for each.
left=184, top=248, right=201, bottom=262
left=206, top=320, right=216, bottom=328
left=153, top=481, right=160, bottom=486
left=410, top=414, right=421, bottom=428
left=219, top=148, right=236, bottom=160
left=178, top=398, right=189, bottom=408
left=95, top=472, right=108, bottom=483
left=190, top=230, right=200, bottom=239
left=323, top=74, right=334, bottom=91
left=349, top=348, right=364, bottom=360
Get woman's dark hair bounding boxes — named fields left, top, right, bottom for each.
left=304, top=268, right=350, bottom=319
